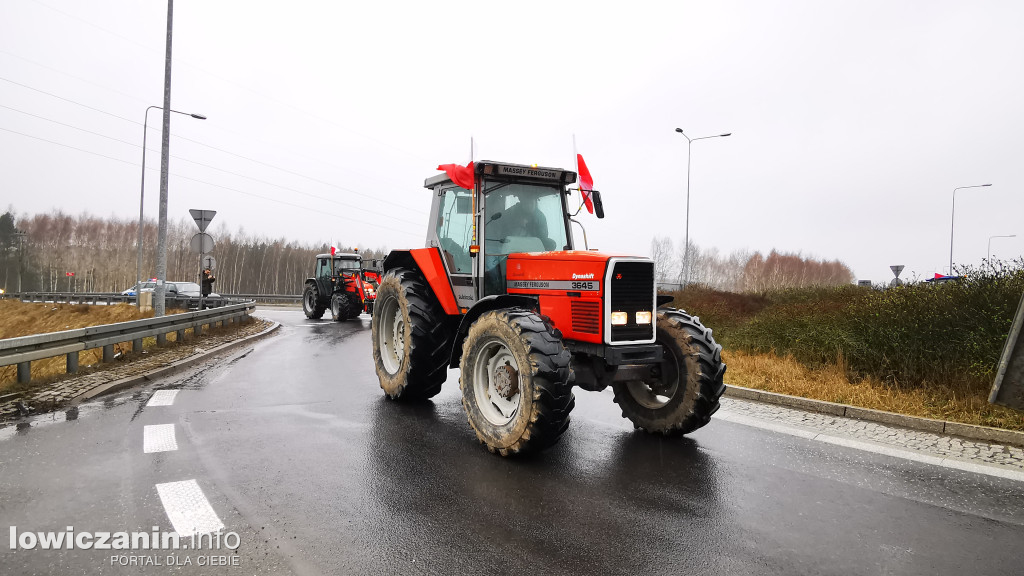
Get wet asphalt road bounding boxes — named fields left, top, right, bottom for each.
left=2, top=308, right=1023, bottom=575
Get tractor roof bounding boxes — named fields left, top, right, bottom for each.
left=316, top=253, right=361, bottom=259
left=424, top=160, right=577, bottom=189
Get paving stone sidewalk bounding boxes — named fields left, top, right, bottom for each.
left=718, top=396, right=1024, bottom=471
left=0, top=318, right=274, bottom=420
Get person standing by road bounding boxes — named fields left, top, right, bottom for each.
left=201, top=268, right=216, bottom=297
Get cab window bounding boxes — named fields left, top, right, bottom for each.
left=436, top=187, right=474, bottom=274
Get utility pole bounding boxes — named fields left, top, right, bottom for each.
left=15, top=231, right=26, bottom=293
left=154, top=0, right=174, bottom=316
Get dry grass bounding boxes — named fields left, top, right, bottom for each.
left=724, top=349, right=1024, bottom=432
left=0, top=299, right=154, bottom=339
left=0, top=300, right=192, bottom=392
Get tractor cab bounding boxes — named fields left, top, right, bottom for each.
left=312, top=252, right=362, bottom=295
left=425, top=161, right=587, bottom=305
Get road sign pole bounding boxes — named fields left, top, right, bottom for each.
left=198, top=252, right=204, bottom=310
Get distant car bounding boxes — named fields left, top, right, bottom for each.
left=170, top=281, right=220, bottom=298
left=121, top=281, right=219, bottom=298
left=121, top=281, right=156, bottom=296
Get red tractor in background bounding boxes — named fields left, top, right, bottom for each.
left=371, top=160, right=726, bottom=456
left=302, top=251, right=377, bottom=321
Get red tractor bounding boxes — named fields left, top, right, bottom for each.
left=371, top=161, right=726, bottom=456
left=302, top=251, right=377, bottom=321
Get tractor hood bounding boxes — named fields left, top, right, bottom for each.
left=506, top=250, right=646, bottom=282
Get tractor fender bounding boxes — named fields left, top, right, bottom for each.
left=383, top=248, right=459, bottom=315
left=449, top=294, right=539, bottom=368
left=303, top=278, right=319, bottom=297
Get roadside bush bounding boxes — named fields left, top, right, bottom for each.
left=844, top=260, right=1024, bottom=386
left=675, top=260, right=1024, bottom=389
left=664, top=284, right=770, bottom=331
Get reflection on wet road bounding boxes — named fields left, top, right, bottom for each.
left=1, top=308, right=1022, bottom=575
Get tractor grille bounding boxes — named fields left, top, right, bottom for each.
left=571, top=300, right=601, bottom=334
left=609, top=261, right=655, bottom=342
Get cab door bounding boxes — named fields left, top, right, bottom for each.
left=315, top=257, right=333, bottom=297
left=428, top=185, right=478, bottom=308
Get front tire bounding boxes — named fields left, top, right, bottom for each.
left=611, top=309, right=726, bottom=435
left=331, top=293, right=351, bottom=322
left=371, top=268, right=452, bottom=400
left=460, top=309, right=575, bottom=456
left=302, top=284, right=325, bottom=319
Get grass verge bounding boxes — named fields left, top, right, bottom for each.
left=724, top=349, right=1024, bottom=432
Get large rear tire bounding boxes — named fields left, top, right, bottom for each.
left=371, top=268, right=451, bottom=400
left=460, top=309, right=575, bottom=456
left=302, top=284, right=325, bottom=319
left=611, top=309, right=726, bottom=435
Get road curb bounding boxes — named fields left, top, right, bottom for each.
left=724, top=384, right=1024, bottom=448
left=68, top=321, right=281, bottom=405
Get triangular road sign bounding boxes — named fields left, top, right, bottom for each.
left=890, top=265, right=905, bottom=278
left=189, top=209, right=217, bottom=233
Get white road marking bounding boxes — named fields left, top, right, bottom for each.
left=147, top=390, right=179, bottom=407
left=155, top=480, right=225, bottom=536
left=714, top=409, right=1024, bottom=483
left=143, top=424, right=178, bottom=453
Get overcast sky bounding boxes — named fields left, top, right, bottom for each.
left=2, top=0, right=1022, bottom=283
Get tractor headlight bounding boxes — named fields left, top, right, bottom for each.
left=611, top=311, right=628, bottom=325
left=635, top=311, right=652, bottom=325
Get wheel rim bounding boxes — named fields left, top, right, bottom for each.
left=472, top=338, right=521, bottom=426
left=626, top=345, right=681, bottom=409
left=378, top=294, right=404, bottom=374
left=305, top=291, right=315, bottom=312
left=331, top=296, right=341, bottom=318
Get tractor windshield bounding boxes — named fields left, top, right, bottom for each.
left=483, top=183, right=568, bottom=254
left=482, top=182, right=568, bottom=295
left=334, top=258, right=361, bottom=271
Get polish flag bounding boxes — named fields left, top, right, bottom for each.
left=576, top=154, right=594, bottom=214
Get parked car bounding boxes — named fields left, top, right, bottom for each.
left=121, top=281, right=156, bottom=296
left=171, top=281, right=220, bottom=298
left=121, top=281, right=219, bottom=298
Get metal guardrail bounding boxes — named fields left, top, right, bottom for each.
left=0, top=301, right=256, bottom=384
left=223, top=293, right=302, bottom=304
left=2, top=291, right=298, bottom=306
left=1, top=292, right=234, bottom=310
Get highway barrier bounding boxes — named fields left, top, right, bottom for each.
left=0, top=301, right=256, bottom=384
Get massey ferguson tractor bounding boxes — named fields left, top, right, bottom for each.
left=371, top=160, right=726, bottom=456
left=302, top=251, right=377, bottom=321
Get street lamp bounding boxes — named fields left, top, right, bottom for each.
left=674, top=128, right=730, bottom=286
left=988, top=234, right=1016, bottom=262
left=949, top=183, right=992, bottom=276
left=136, top=105, right=206, bottom=309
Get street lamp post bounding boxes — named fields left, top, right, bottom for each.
left=988, top=234, right=1016, bottom=262
left=949, top=183, right=992, bottom=276
left=13, top=231, right=26, bottom=293
left=135, top=105, right=205, bottom=309
left=674, top=128, right=730, bottom=286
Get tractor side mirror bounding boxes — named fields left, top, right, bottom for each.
left=592, top=190, right=605, bottom=219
